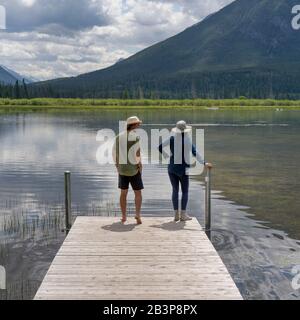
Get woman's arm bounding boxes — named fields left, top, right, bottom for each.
left=190, top=138, right=213, bottom=168
left=191, top=144, right=205, bottom=165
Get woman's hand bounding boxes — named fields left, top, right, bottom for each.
left=205, top=163, right=213, bottom=169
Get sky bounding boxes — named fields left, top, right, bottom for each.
left=0, top=0, right=233, bottom=80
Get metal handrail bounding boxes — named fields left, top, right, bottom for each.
left=205, top=168, right=212, bottom=239
left=64, top=171, right=72, bottom=234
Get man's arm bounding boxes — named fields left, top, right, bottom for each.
left=135, top=136, right=142, bottom=173
left=137, top=147, right=142, bottom=173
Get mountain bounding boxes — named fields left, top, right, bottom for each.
left=0, top=65, right=35, bottom=85
left=34, top=0, right=300, bottom=99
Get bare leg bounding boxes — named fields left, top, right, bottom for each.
left=134, top=190, right=142, bottom=224
left=120, top=189, right=128, bottom=222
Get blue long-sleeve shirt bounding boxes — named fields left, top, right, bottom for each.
left=159, top=133, right=205, bottom=176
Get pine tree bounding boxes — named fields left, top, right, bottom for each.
left=23, top=79, right=29, bottom=99
left=14, top=80, right=20, bottom=99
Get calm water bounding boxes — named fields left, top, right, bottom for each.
left=0, top=109, right=300, bottom=300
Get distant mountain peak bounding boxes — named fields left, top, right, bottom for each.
left=34, top=0, right=300, bottom=99
left=0, top=65, right=37, bottom=85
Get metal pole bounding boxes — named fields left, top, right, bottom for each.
left=64, top=171, right=72, bottom=234
left=205, top=168, right=212, bottom=238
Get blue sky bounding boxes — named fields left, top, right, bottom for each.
left=0, top=0, right=233, bottom=80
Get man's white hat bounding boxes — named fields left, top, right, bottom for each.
left=127, top=116, right=143, bottom=126
left=172, top=120, right=192, bottom=133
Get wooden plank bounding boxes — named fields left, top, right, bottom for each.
left=35, top=217, right=242, bottom=300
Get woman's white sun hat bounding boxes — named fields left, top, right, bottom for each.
left=172, top=120, right=192, bottom=133
left=127, top=116, right=143, bottom=126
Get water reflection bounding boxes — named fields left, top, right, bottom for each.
left=0, top=110, right=300, bottom=300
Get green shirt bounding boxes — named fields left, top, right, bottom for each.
left=113, top=131, right=140, bottom=177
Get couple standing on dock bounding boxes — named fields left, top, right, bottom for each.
left=113, top=116, right=213, bottom=225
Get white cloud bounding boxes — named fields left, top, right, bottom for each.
left=21, top=0, right=36, bottom=7
left=2, top=0, right=109, bottom=32
left=0, top=0, right=234, bottom=80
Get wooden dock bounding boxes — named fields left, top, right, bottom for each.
left=35, top=217, right=242, bottom=300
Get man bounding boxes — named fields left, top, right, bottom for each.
left=159, top=120, right=213, bottom=222
left=113, top=116, right=143, bottom=224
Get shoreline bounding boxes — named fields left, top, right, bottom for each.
left=1, top=98, right=300, bottom=112
left=1, top=106, right=299, bottom=113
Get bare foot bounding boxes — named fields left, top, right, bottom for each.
left=121, top=217, right=127, bottom=224
left=135, top=216, right=142, bottom=225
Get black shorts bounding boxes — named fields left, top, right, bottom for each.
left=118, top=172, right=144, bottom=191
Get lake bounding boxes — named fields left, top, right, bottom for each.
left=0, top=109, right=300, bottom=300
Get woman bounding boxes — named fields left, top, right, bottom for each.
left=159, top=121, right=212, bottom=221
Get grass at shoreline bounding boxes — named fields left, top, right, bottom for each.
left=1, top=98, right=300, bottom=112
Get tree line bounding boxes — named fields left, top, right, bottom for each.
left=1, top=70, right=300, bottom=100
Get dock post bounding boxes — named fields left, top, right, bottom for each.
left=64, top=171, right=72, bottom=234
left=205, top=168, right=212, bottom=239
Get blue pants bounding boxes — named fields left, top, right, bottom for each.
left=168, top=172, right=189, bottom=211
